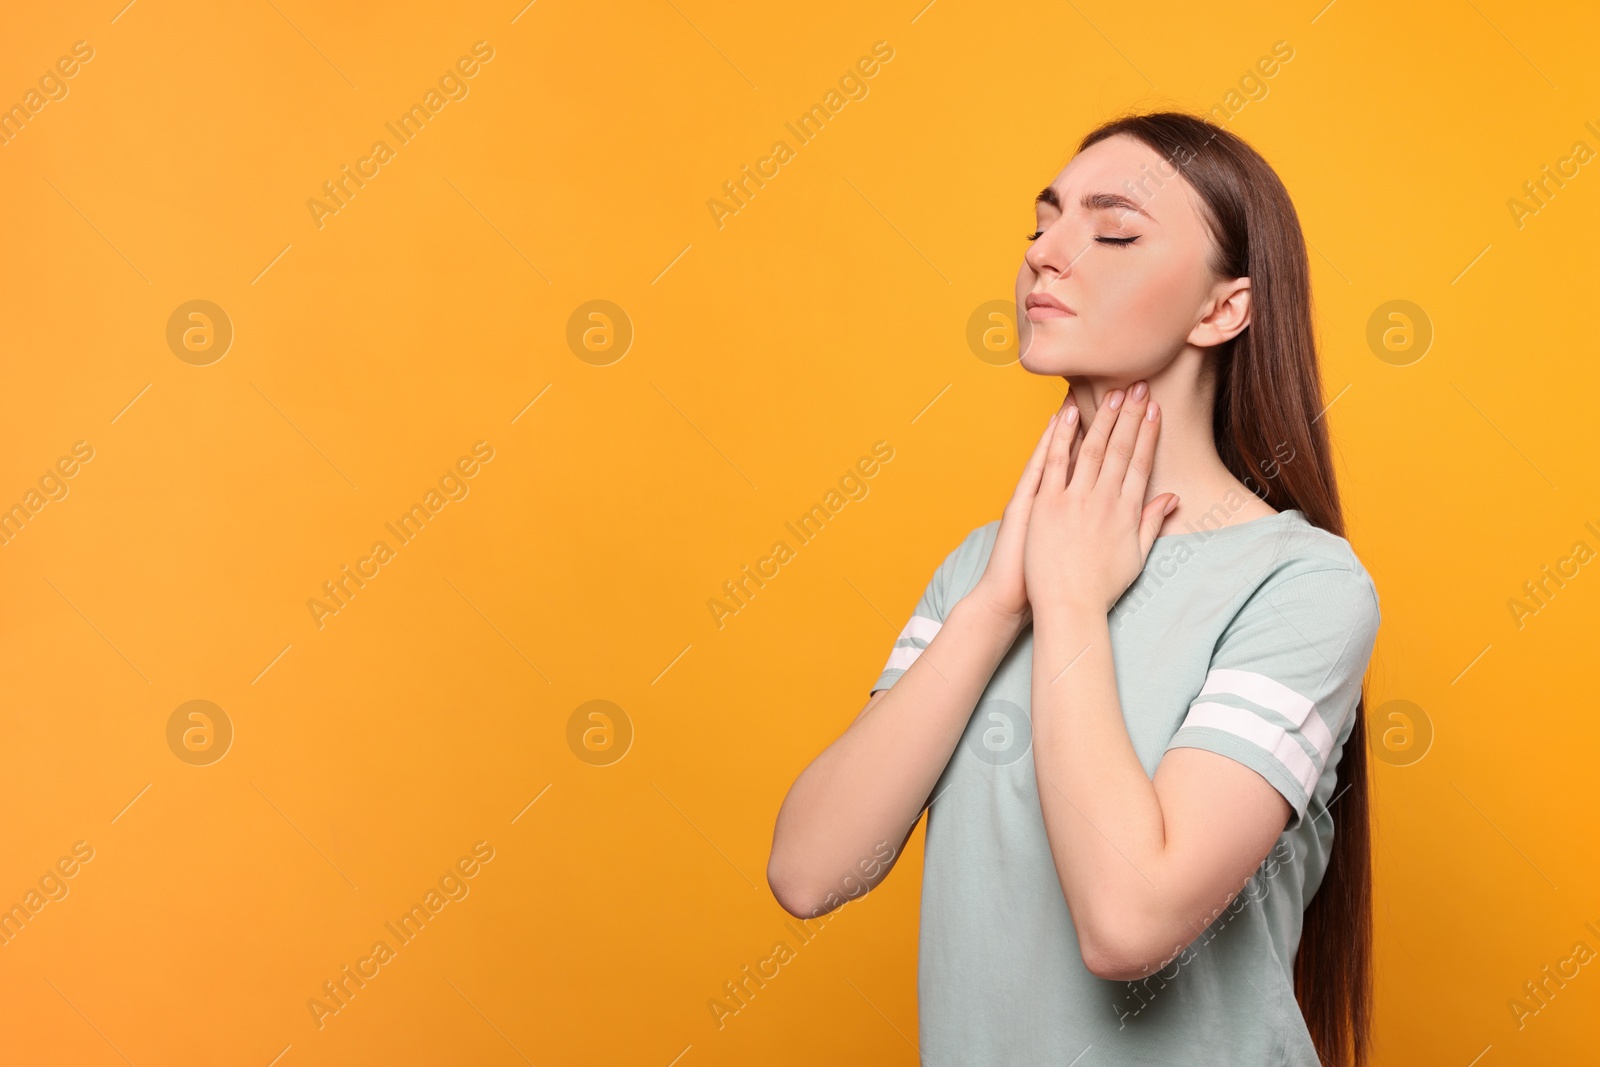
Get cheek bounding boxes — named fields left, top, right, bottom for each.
left=1093, top=255, right=1194, bottom=342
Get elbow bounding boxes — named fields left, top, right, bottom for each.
left=766, top=851, right=825, bottom=920
left=1076, top=907, right=1171, bottom=983
left=767, top=852, right=865, bottom=921
left=1080, top=941, right=1156, bottom=983
left=766, top=865, right=809, bottom=919
left=767, top=817, right=809, bottom=917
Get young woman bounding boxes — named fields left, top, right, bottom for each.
left=767, top=111, right=1382, bottom=1067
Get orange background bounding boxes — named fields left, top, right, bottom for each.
left=2, top=0, right=1598, bottom=1063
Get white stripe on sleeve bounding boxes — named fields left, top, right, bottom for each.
left=1180, top=701, right=1320, bottom=798
left=883, top=614, right=942, bottom=672
left=1198, top=667, right=1338, bottom=766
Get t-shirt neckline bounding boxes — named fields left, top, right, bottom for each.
left=1152, top=506, right=1305, bottom=542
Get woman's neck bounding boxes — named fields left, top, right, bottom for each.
left=1064, top=358, right=1276, bottom=533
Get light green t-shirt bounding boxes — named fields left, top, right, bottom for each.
left=871, top=507, right=1381, bottom=1066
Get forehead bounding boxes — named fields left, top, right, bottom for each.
left=1038, top=134, right=1198, bottom=226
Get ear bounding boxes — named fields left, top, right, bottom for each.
left=1188, top=277, right=1251, bottom=347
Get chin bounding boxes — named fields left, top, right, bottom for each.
left=1018, top=339, right=1085, bottom=377
left=1018, top=349, right=1058, bottom=376
left=1017, top=312, right=1083, bottom=374
left=1020, top=329, right=1151, bottom=380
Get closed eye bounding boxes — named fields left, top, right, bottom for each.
left=1025, top=231, right=1140, bottom=247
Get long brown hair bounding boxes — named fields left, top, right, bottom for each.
left=1076, top=111, right=1373, bottom=1067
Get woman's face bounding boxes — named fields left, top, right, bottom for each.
left=1014, top=133, right=1246, bottom=380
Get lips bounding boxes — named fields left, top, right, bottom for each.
left=1024, top=292, right=1074, bottom=320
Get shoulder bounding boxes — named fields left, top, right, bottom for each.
left=966, top=518, right=1002, bottom=559
left=1240, top=517, right=1381, bottom=630
left=959, top=519, right=1002, bottom=572
left=928, top=520, right=1001, bottom=603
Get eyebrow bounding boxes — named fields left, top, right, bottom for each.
left=1035, top=186, right=1157, bottom=224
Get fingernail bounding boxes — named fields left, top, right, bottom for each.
left=1107, top=390, right=1124, bottom=410
left=1131, top=381, right=1148, bottom=400
left=1163, top=496, right=1179, bottom=516
left=1065, top=407, right=1079, bottom=425
left=1146, top=399, right=1159, bottom=422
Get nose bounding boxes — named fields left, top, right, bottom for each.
left=1024, top=222, right=1075, bottom=281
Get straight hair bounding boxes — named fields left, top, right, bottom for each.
left=1077, top=109, right=1374, bottom=1067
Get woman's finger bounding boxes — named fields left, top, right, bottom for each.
left=1063, top=394, right=1085, bottom=477
left=1042, top=399, right=1079, bottom=488
left=1098, top=383, right=1149, bottom=489
left=1066, top=388, right=1123, bottom=492
left=1123, top=396, right=1161, bottom=502
left=1137, top=492, right=1179, bottom=559
left=1013, top=406, right=1063, bottom=503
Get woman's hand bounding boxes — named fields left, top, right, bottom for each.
left=968, top=394, right=1081, bottom=631
left=1022, top=381, right=1178, bottom=616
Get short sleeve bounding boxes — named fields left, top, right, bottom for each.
left=869, top=523, right=991, bottom=696
left=1163, top=565, right=1381, bottom=832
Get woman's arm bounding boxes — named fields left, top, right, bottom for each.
left=1030, top=604, right=1292, bottom=980
left=1023, top=384, right=1294, bottom=981
left=767, top=403, right=1068, bottom=919
left=766, top=592, right=1025, bottom=918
